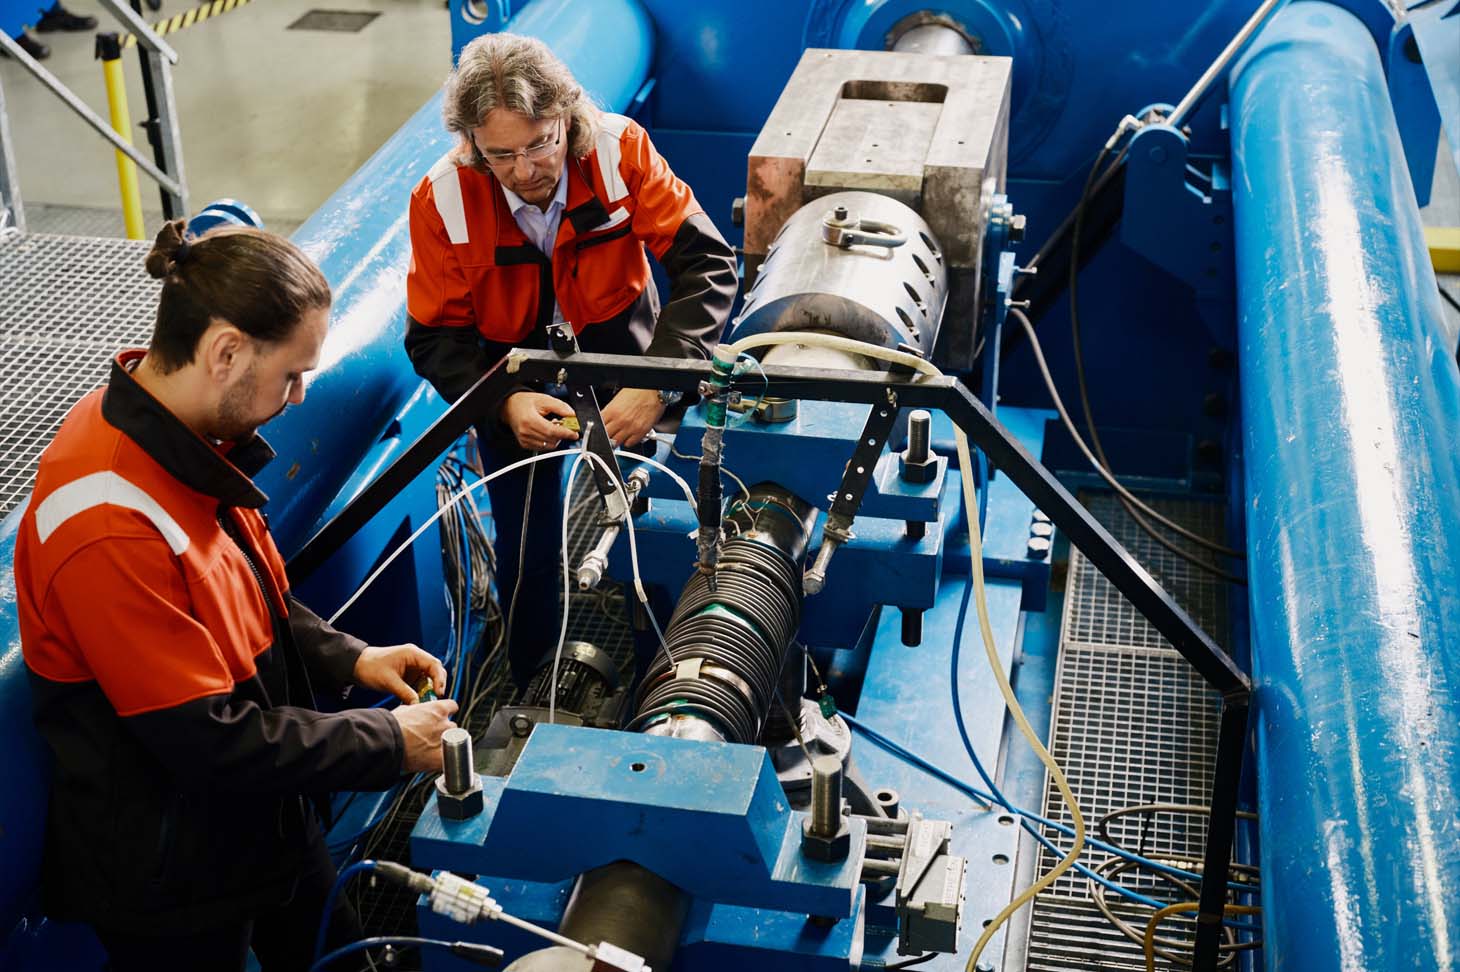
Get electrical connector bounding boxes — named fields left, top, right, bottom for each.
left=372, top=860, right=436, bottom=895
left=448, top=941, right=507, bottom=967
left=591, top=940, right=648, bottom=972
left=429, top=871, right=500, bottom=925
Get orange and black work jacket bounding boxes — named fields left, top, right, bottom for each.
left=404, top=113, right=737, bottom=420
left=16, top=351, right=404, bottom=934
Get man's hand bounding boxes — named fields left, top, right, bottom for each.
left=600, top=388, right=666, bottom=447
left=354, top=643, right=447, bottom=703
left=391, top=700, right=459, bottom=774
left=500, top=392, right=580, bottom=452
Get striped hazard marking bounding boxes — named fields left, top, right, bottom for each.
left=120, top=0, right=251, bottom=49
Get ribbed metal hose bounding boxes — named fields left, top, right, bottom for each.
left=627, top=485, right=815, bottom=744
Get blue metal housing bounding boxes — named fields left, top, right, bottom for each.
left=1230, top=4, right=1460, bottom=968
left=415, top=724, right=864, bottom=917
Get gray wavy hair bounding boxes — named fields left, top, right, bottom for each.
left=442, top=33, right=601, bottom=173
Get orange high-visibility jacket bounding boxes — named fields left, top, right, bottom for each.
left=404, top=113, right=737, bottom=409
left=16, top=351, right=401, bottom=932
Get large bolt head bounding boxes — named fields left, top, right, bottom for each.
left=900, top=450, right=938, bottom=484
left=801, top=817, right=852, bottom=861
left=435, top=774, right=484, bottom=820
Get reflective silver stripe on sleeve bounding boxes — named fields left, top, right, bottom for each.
left=35, top=471, right=191, bottom=555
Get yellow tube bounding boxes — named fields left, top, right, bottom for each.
left=98, top=42, right=145, bottom=240
left=1144, top=902, right=1261, bottom=972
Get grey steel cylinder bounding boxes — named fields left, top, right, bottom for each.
left=892, top=22, right=974, bottom=56
left=809, top=755, right=844, bottom=838
left=906, top=410, right=931, bottom=463
left=732, top=191, right=947, bottom=357
left=506, top=862, right=687, bottom=972
left=441, top=727, right=474, bottom=794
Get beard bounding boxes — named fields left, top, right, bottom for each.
left=211, top=361, right=284, bottom=442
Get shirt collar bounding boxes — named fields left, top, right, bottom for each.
left=499, top=163, right=569, bottom=217
left=101, top=349, right=274, bottom=509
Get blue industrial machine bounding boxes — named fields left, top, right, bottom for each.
left=1, top=0, right=1457, bottom=970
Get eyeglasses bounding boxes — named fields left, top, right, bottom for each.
left=478, top=119, right=563, bottom=167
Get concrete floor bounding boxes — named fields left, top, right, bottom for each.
left=1, top=0, right=450, bottom=230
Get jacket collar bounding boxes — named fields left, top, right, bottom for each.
left=101, top=350, right=274, bottom=509
left=487, top=157, right=611, bottom=249
left=562, top=156, right=611, bottom=235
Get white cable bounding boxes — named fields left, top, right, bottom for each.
left=721, top=330, right=1086, bottom=968
left=326, top=450, right=577, bottom=626
left=549, top=448, right=589, bottom=725
left=549, top=444, right=678, bottom=723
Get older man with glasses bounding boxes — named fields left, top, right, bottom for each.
left=405, top=32, right=738, bottom=690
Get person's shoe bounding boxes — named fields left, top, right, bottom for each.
left=35, top=5, right=98, bottom=32
left=3, top=31, right=50, bottom=59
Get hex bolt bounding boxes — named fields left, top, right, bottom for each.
left=901, top=410, right=937, bottom=485
left=442, top=728, right=474, bottom=795
left=810, top=755, right=843, bottom=837
left=435, top=727, right=485, bottom=821
left=907, top=410, right=931, bottom=464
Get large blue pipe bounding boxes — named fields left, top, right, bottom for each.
left=1229, top=4, right=1460, bottom=968
left=0, top=0, right=653, bottom=937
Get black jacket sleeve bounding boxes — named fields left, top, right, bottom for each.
left=287, top=595, right=366, bottom=692
left=49, top=536, right=404, bottom=796
left=644, top=212, right=739, bottom=360
left=126, top=696, right=403, bottom=794
left=404, top=315, right=533, bottom=437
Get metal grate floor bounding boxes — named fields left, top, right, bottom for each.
left=0, top=232, right=160, bottom=517
left=1026, top=493, right=1232, bottom=970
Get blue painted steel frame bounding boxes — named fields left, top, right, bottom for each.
left=410, top=407, right=1053, bottom=970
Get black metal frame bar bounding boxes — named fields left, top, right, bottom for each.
left=285, top=349, right=1251, bottom=968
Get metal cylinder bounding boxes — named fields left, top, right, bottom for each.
left=891, top=22, right=974, bottom=56
left=731, top=191, right=947, bottom=358
left=906, top=410, right=931, bottom=464
left=809, top=755, right=844, bottom=838
left=1229, top=5, right=1460, bottom=970
left=503, top=862, right=686, bottom=972
left=441, top=727, right=474, bottom=794
left=519, top=641, right=621, bottom=716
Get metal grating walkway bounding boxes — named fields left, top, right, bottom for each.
left=0, top=232, right=159, bottom=516
left=1025, top=493, right=1231, bottom=971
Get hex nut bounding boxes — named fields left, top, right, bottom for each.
left=900, top=451, right=938, bottom=484
left=801, top=816, right=852, bottom=862
left=435, top=774, right=484, bottom=820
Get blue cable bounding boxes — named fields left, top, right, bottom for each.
left=310, top=935, right=502, bottom=971
left=314, top=859, right=378, bottom=962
